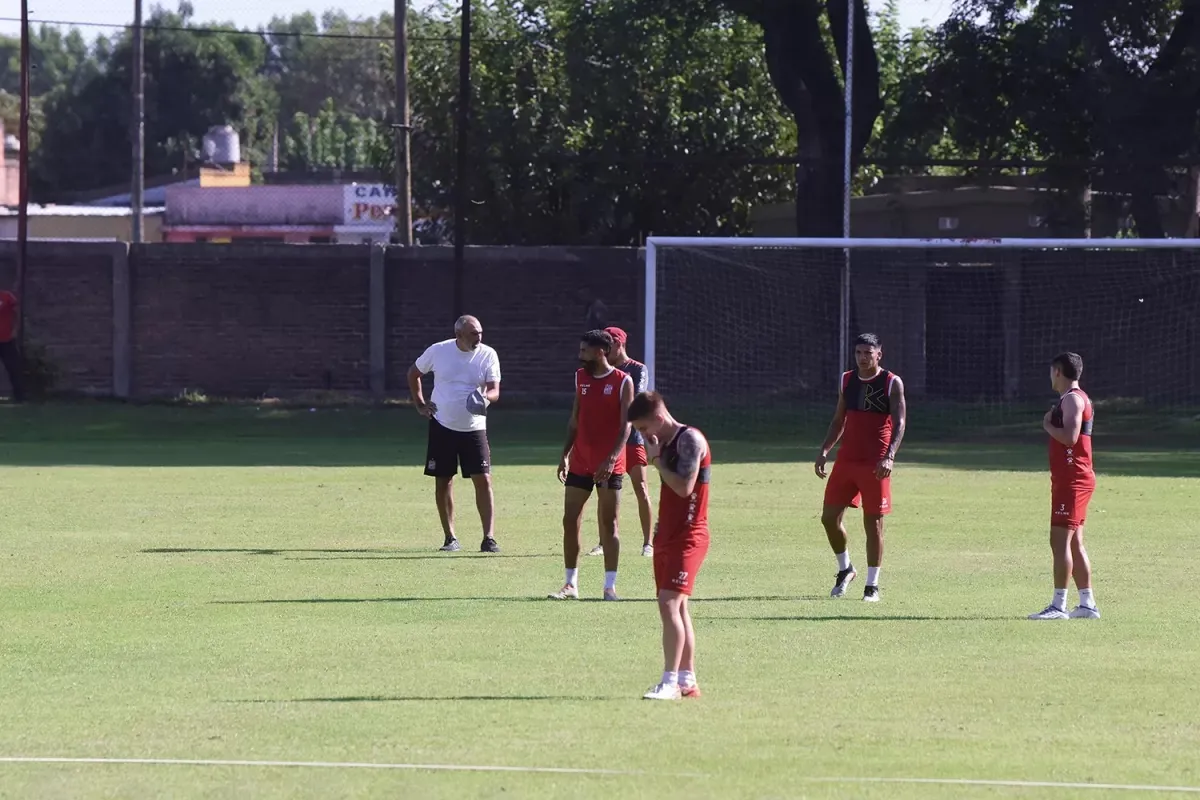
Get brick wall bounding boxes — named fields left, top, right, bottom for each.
left=0, top=241, right=115, bottom=395
left=131, top=244, right=371, bottom=397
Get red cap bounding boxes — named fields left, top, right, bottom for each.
left=603, top=326, right=627, bottom=346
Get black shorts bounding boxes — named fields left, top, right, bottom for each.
left=564, top=471, right=624, bottom=493
left=424, top=419, right=491, bottom=478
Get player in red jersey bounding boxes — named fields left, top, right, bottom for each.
left=814, top=333, right=907, bottom=602
left=586, top=326, right=654, bottom=559
left=550, top=329, right=635, bottom=601
left=1029, top=352, right=1101, bottom=620
left=626, top=391, right=711, bottom=701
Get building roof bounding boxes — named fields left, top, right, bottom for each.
left=0, top=205, right=166, bottom=217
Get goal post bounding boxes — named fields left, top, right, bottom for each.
left=642, top=236, right=1200, bottom=444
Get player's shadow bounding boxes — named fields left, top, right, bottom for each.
left=230, top=694, right=618, bottom=703
left=211, top=594, right=800, bottom=606
left=707, top=614, right=1017, bottom=622
left=142, top=547, right=556, bottom=561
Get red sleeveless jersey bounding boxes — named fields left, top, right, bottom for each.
left=1049, top=388, right=1094, bottom=486
left=657, top=426, right=711, bottom=541
left=839, top=369, right=897, bottom=463
left=572, top=367, right=630, bottom=476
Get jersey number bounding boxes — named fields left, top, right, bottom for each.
left=674, top=571, right=689, bottom=584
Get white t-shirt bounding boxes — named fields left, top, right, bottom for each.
left=414, top=339, right=501, bottom=432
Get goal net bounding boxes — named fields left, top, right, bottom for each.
left=643, top=238, right=1200, bottom=445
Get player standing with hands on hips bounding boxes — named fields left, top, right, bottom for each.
left=1029, top=352, right=1101, bottom=620
left=629, top=391, right=712, bottom=701
left=407, top=315, right=502, bottom=553
left=815, top=333, right=907, bottom=602
left=550, top=330, right=634, bottom=601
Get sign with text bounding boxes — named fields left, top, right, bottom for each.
left=343, top=184, right=397, bottom=229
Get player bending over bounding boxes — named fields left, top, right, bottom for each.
left=629, top=392, right=712, bottom=701
left=814, top=333, right=907, bottom=602
left=587, top=326, right=654, bottom=559
left=1029, top=352, right=1101, bottom=620
left=550, top=330, right=634, bottom=601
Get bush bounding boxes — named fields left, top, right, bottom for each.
left=19, top=340, right=60, bottom=400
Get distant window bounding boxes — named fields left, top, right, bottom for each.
left=938, top=216, right=959, bottom=231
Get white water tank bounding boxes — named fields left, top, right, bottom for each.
left=202, top=125, right=241, bottom=165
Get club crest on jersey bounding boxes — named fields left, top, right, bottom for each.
left=603, top=383, right=614, bottom=395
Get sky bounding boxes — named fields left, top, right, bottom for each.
left=0, top=0, right=954, bottom=39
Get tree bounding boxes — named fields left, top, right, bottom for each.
left=376, top=0, right=798, bottom=245
left=918, top=0, right=1200, bottom=237
left=32, top=3, right=275, bottom=197
left=715, top=0, right=883, bottom=236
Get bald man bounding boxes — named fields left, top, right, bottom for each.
left=408, top=315, right=502, bottom=553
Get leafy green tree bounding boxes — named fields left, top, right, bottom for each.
left=32, top=3, right=275, bottom=197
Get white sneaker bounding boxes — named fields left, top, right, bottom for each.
left=1069, top=604, right=1101, bottom=619
left=642, top=544, right=653, bottom=557
left=547, top=584, right=578, bottom=600
left=587, top=545, right=604, bottom=556
left=642, top=682, right=682, bottom=700
left=1028, top=605, right=1069, bottom=620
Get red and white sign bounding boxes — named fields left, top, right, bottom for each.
left=343, top=184, right=397, bottom=229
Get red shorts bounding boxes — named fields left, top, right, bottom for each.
left=1051, top=483, right=1094, bottom=529
left=824, top=460, right=891, bottom=515
left=654, top=533, right=710, bottom=596
left=627, top=443, right=648, bottom=468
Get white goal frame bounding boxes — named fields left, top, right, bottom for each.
left=642, top=236, right=1200, bottom=391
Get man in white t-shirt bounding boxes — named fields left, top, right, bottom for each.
left=407, top=315, right=502, bottom=553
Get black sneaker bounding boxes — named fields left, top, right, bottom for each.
left=480, top=537, right=500, bottom=554
left=439, top=539, right=461, bottom=552
left=830, top=566, right=857, bottom=597
left=863, top=585, right=880, bottom=602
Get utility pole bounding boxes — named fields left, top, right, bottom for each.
left=15, top=0, right=30, bottom=349
left=452, top=0, right=472, bottom=316
left=131, top=0, right=145, bottom=244
left=392, top=0, right=413, bottom=246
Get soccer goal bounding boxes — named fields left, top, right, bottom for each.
left=642, top=237, right=1200, bottom=442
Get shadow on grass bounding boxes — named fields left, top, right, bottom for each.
left=0, top=402, right=1197, bottom=476
left=141, top=547, right=556, bottom=560
left=707, top=614, right=1019, bottom=623
left=231, top=694, right=619, bottom=703
left=211, top=594, right=799, bottom=606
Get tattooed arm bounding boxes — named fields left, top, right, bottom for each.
left=654, top=427, right=709, bottom=498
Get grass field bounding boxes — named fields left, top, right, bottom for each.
left=2, top=402, right=1199, bottom=799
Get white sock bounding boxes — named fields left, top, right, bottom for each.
left=1052, top=588, right=1067, bottom=610
left=565, top=568, right=578, bottom=587
left=604, top=571, right=617, bottom=590
left=661, top=671, right=678, bottom=686
left=1079, top=588, right=1095, bottom=608
left=678, top=669, right=695, bottom=687
left=866, top=567, right=880, bottom=587
left=836, top=551, right=851, bottom=571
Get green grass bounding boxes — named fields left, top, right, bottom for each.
left=1, top=403, right=1199, bottom=799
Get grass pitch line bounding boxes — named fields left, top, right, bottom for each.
left=806, top=777, right=1200, bottom=794
left=0, top=756, right=706, bottom=779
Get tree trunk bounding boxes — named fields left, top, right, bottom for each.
left=751, top=0, right=881, bottom=237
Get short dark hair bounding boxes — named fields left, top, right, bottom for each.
left=1051, top=352, right=1083, bottom=381
left=628, top=390, right=665, bottom=422
left=854, top=333, right=881, bottom=349
left=581, top=329, right=613, bottom=353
